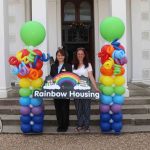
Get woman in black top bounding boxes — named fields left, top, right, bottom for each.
left=50, top=48, right=72, bottom=132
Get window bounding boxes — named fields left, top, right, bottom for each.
left=80, top=1, right=91, bottom=21
left=64, top=2, right=75, bottom=21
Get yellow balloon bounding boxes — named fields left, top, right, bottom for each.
left=31, top=78, right=43, bottom=88
left=19, top=78, right=31, bottom=88
left=16, top=51, right=22, bottom=61
left=99, top=76, right=105, bottom=83
left=101, top=76, right=114, bottom=86
left=114, top=76, right=125, bottom=86
left=103, top=57, right=114, bottom=69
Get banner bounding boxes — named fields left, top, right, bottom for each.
left=33, top=72, right=100, bottom=99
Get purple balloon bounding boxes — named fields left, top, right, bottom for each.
left=20, top=106, right=30, bottom=115
left=31, top=106, right=44, bottom=115
left=111, top=104, right=122, bottom=113
left=100, top=105, right=110, bottom=113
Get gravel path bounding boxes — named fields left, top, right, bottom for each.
left=0, top=133, right=150, bottom=150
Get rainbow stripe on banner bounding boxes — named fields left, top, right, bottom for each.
left=53, top=72, right=80, bottom=87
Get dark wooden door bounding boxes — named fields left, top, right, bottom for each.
left=61, top=0, right=95, bottom=73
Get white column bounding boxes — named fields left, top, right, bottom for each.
left=32, top=0, right=49, bottom=77
left=0, top=0, right=11, bottom=98
left=94, top=0, right=111, bottom=81
left=47, top=0, right=62, bottom=59
left=110, top=0, right=129, bottom=97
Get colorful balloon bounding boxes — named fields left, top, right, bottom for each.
left=100, top=66, right=113, bottom=76
left=100, top=76, right=114, bottom=86
left=31, top=78, right=43, bottom=89
left=114, top=76, right=125, bottom=86
left=19, top=78, right=31, bottom=88
left=111, top=104, right=122, bottom=113
left=20, top=21, right=46, bottom=47
left=101, top=94, right=113, bottom=105
left=102, top=86, right=114, bottom=96
left=113, top=95, right=125, bottom=105
left=20, top=106, right=30, bottom=115
left=19, top=97, right=31, bottom=106
left=100, top=105, right=110, bottom=113
left=19, top=88, right=32, bottom=97
left=100, top=17, right=125, bottom=42
left=114, top=86, right=125, bottom=95
left=100, top=113, right=111, bottom=122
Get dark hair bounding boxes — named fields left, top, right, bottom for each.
left=73, top=47, right=89, bottom=69
left=55, top=48, right=67, bottom=64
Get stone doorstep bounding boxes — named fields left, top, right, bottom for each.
left=2, top=125, right=150, bottom=134
left=1, top=96, right=150, bottom=105
left=0, top=105, right=150, bottom=115
left=2, top=114, right=150, bottom=126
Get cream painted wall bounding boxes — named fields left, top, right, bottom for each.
left=131, top=0, right=150, bottom=84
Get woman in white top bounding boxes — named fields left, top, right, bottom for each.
left=72, top=47, right=99, bottom=132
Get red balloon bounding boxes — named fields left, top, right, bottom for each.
left=21, top=49, right=30, bottom=57
left=9, top=56, right=20, bottom=66
left=98, top=45, right=113, bottom=64
left=34, top=60, right=43, bottom=70
left=33, top=49, right=43, bottom=57
left=38, top=69, right=43, bottom=77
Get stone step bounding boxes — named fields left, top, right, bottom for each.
left=1, top=114, right=150, bottom=126
left=1, top=96, right=150, bottom=105
left=129, top=90, right=150, bottom=96
left=0, top=105, right=149, bottom=115
left=3, top=124, right=150, bottom=134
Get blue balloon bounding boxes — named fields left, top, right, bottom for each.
left=111, top=122, right=122, bottom=133
left=112, top=112, right=123, bottom=122
left=101, top=94, right=112, bottom=105
left=32, top=124, right=43, bottom=133
left=31, top=98, right=43, bottom=107
left=113, top=95, right=124, bottom=105
left=21, top=124, right=32, bottom=133
left=100, top=113, right=111, bottom=122
left=100, top=122, right=111, bottom=132
left=19, top=97, right=30, bottom=106
left=20, top=115, right=31, bottom=124
left=33, top=115, right=44, bottom=124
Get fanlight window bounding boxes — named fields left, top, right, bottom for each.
left=80, top=1, right=91, bottom=21
left=64, top=2, right=75, bottom=21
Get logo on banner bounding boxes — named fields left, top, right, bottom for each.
left=33, top=72, right=99, bottom=99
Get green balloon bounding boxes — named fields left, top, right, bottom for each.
left=102, top=86, right=114, bottom=96
left=99, top=85, right=104, bottom=91
left=19, top=88, right=32, bottom=97
left=20, top=21, right=46, bottom=47
left=100, top=17, right=125, bottom=42
left=114, top=86, right=125, bottom=95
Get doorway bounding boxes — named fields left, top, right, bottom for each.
left=61, top=0, right=95, bottom=72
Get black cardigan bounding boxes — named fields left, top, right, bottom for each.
left=50, top=63, right=72, bottom=77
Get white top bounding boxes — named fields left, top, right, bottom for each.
left=72, top=63, right=93, bottom=78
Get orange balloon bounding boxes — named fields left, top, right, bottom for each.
left=28, top=68, right=39, bottom=80
left=116, top=67, right=125, bottom=76
left=100, top=66, right=113, bottom=76
left=17, top=74, right=28, bottom=79
left=106, top=45, right=114, bottom=56
left=38, top=69, right=43, bottom=78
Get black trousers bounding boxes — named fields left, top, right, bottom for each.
left=54, top=99, right=70, bottom=129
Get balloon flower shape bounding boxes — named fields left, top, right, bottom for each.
left=98, top=17, right=127, bottom=134
left=8, top=21, right=50, bottom=134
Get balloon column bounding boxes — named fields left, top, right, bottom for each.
left=98, top=17, right=127, bottom=134
left=8, top=21, right=50, bottom=133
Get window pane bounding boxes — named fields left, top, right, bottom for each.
left=80, top=1, right=91, bottom=21
left=64, top=2, right=75, bottom=21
